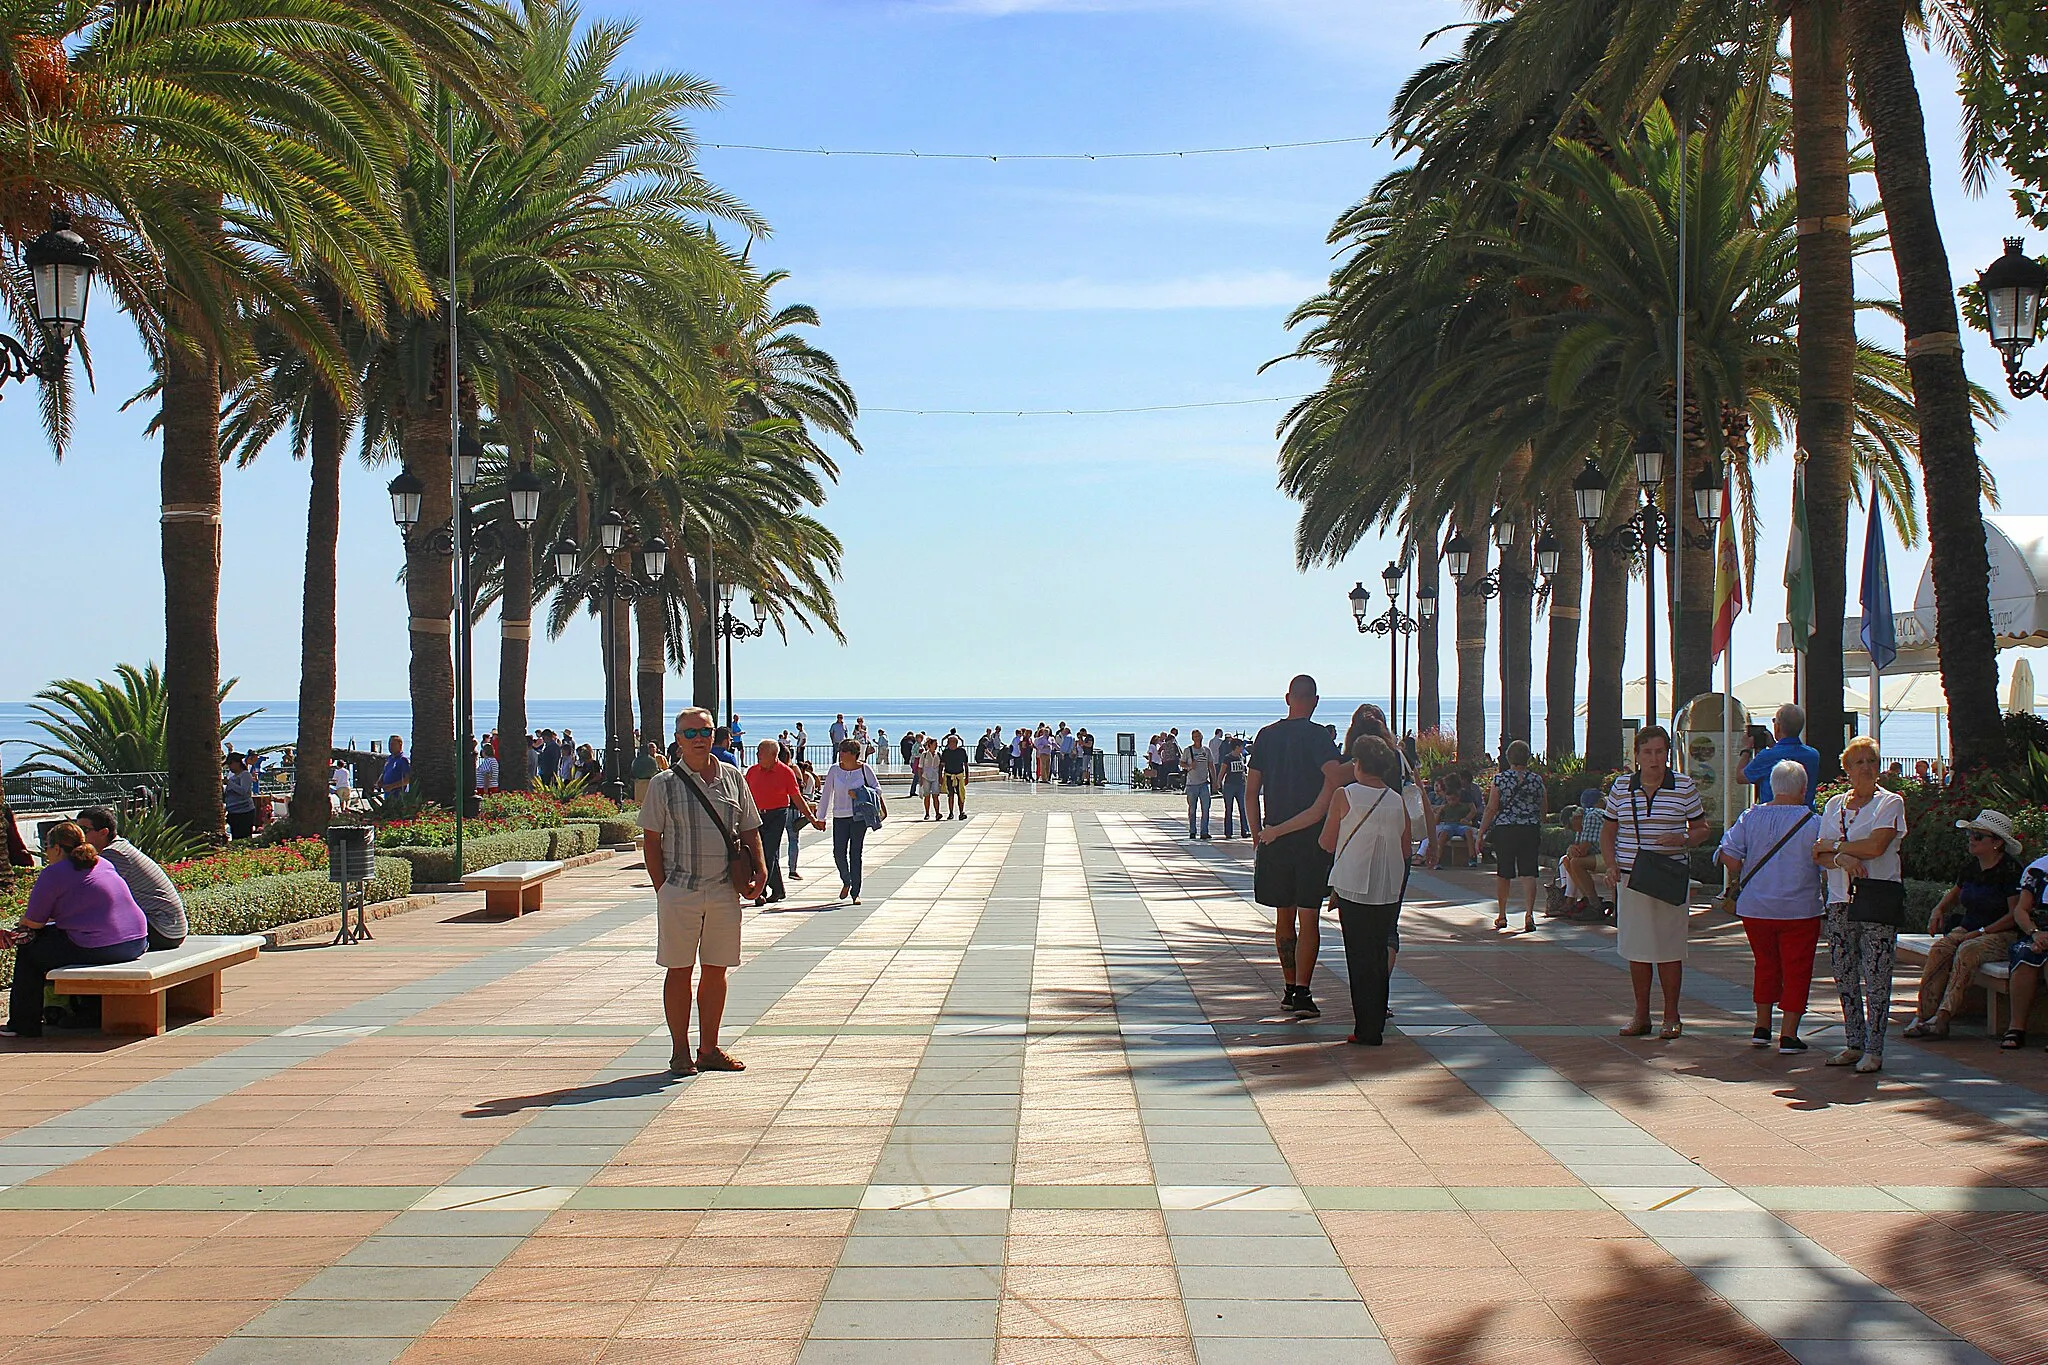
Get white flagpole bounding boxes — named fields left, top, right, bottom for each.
left=1870, top=661, right=1882, bottom=746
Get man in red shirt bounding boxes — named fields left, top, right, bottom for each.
left=745, top=740, right=814, bottom=905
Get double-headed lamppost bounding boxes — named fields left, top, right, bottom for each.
left=551, top=512, right=667, bottom=798
left=0, top=212, right=98, bottom=391
left=1978, top=237, right=2048, bottom=400
left=1572, top=440, right=1722, bottom=729
left=1349, top=561, right=1432, bottom=732
left=714, top=584, right=769, bottom=731
left=1443, top=516, right=1560, bottom=749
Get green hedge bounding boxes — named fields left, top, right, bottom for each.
left=598, top=816, right=640, bottom=846
left=1, top=856, right=414, bottom=992
left=382, top=823, right=600, bottom=882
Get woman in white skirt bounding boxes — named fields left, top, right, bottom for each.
left=1600, top=725, right=1710, bottom=1038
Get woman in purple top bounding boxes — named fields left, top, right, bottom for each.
left=1, top=821, right=149, bottom=1038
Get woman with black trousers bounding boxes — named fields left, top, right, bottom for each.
left=1318, top=734, right=1412, bottom=1045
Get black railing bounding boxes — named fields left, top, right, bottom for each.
left=2, top=770, right=171, bottom=814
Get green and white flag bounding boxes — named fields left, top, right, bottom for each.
left=1784, top=462, right=1814, bottom=645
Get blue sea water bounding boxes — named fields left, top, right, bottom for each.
left=0, top=695, right=1948, bottom=763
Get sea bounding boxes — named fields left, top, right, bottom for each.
left=0, top=696, right=1950, bottom=764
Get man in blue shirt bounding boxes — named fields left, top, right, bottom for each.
left=379, top=736, right=412, bottom=794
left=711, top=726, right=741, bottom=768
left=1741, top=704, right=1821, bottom=804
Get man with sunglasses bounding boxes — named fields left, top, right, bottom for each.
left=641, top=708, right=767, bottom=1076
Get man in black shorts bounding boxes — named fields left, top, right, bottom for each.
left=1248, top=674, right=1344, bottom=1017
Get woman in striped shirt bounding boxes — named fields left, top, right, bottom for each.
left=1600, top=726, right=1710, bottom=1039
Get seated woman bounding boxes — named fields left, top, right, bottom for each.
left=1431, top=774, right=1480, bottom=867
left=1, top=821, right=150, bottom=1039
left=1904, top=810, right=2023, bottom=1041
left=1999, top=851, right=2048, bottom=1050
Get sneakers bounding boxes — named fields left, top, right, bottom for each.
left=1825, top=1047, right=1864, bottom=1067
left=1854, top=1054, right=1883, bottom=1074
left=1750, top=1029, right=1772, bottom=1048
left=1293, top=991, right=1321, bottom=1019
left=1281, top=985, right=1302, bottom=1013
left=1777, top=1036, right=1808, bottom=1054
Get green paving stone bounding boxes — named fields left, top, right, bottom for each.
left=0, top=1185, right=151, bottom=1210
left=714, top=1184, right=868, bottom=1209
left=1302, top=1186, right=1460, bottom=1211
left=1450, top=1185, right=1605, bottom=1211
left=1882, top=1185, right=2048, bottom=1212
left=1746, top=1186, right=1916, bottom=1212
left=264, top=1186, right=432, bottom=1211
left=1011, top=1184, right=1163, bottom=1209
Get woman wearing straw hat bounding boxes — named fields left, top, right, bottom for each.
left=1903, top=810, right=2024, bottom=1041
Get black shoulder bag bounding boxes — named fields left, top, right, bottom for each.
left=1625, top=778, right=1693, bottom=906
left=1840, top=801, right=1908, bottom=927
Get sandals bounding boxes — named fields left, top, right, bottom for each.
left=695, top=1046, right=745, bottom=1072
left=2000, top=1029, right=2028, bottom=1050
left=1618, top=1020, right=1654, bottom=1037
left=1902, top=1018, right=1930, bottom=1039
left=1494, top=914, right=1509, bottom=931
left=1659, top=1020, right=1685, bottom=1041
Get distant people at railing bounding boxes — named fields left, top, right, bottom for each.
left=477, top=739, right=500, bottom=796
left=632, top=742, right=663, bottom=803
left=223, top=753, right=259, bottom=840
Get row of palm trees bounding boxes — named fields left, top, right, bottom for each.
left=1278, top=0, right=2015, bottom=777
left=4, top=1, right=853, bottom=837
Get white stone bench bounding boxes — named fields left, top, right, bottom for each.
left=461, top=860, right=564, bottom=917
left=1897, top=933, right=2025, bottom=1033
left=49, top=934, right=264, bottom=1037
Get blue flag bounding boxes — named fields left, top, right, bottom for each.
left=1860, top=497, right=1897, bottom=672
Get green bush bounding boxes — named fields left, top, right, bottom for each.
left=597, top=816, right=640, bottom=846
left=184, top=856, right=413, bottom=936
left=383, top=823, right=600, bottom=882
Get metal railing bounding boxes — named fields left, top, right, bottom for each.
left=2, top=770, right=170, bottom=814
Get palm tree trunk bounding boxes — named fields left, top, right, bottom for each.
left=1417, top=529, right=1441, bottom=735
left=1792, top=0, right=1857, bottom=775
left=1545, top=512, right=1585, bottom=759
left=636, top=592, right=665, bottom=759
left=1674, top=460, right=1717, bottom=709
left=289, top=382, right=342, bottom=835
left=1586, top=539, right=1630, bottom=773
left=401, top=403, right=455, bottom=807
left=1501, top=533, right=1534, bottom=748
left=161, top=326, right=225, bottom=838
left=1844, top=0, right=2006, bottom=770
left=1455, top=527, right=1491, bottom=763
left=691, top=553, right=719, bottom=713
left=496, top=510, right=532, bottom=792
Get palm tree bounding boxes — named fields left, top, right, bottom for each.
left=354, top=0, right=761, bottom=808
left=13, top=663, right=258, bottom=780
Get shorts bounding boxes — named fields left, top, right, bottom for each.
left=1439, top=824, right=1475, bottom=839
left=1491, top=824, right=1541, bottom=880
left=943, top=772, right=968, bottom=798
left=656, top=880, right=743, bottom=969
left=1254, top=829, right=1334, bottom=909
left=2011, top=936, right=2048, bottom=972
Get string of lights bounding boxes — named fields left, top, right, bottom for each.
left=865, top=395, right=1304, bottom=416
left=700, top=137, right=1372, bottom=162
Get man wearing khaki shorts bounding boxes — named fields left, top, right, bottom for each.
left=642, top=708, right=766, bottom=1076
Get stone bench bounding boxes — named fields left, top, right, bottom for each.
left=1896, top=932, right=2039, bottom=1034
left=462, top=860, right=564, bottom=917
left=49, top=934, right=264, bottom=1037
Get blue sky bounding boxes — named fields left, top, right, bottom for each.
left=3, top=0, right=2044, bottom=731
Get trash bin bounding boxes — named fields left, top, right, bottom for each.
left=325, top=825, right=376, bottom=884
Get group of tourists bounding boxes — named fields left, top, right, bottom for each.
left=983, top=724, right=1103, bottom=785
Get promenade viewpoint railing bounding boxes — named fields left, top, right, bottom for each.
left=3, top=770, right=171, bottom=814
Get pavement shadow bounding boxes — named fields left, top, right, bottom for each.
left=462, top=1070, right=676, bottom=1117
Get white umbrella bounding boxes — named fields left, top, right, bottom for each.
left=1876, top=672, right=1951, bottom=715
left=1732, top=664, right=1866, bottom=717
left=1575, top=677, right=1673, bottom=720
left=2009, top=658, right=2036, bottom=715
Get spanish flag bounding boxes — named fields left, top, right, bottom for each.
left=1711, top=479, right=1742, bottom=661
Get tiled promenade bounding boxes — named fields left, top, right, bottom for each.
left=3, top=796, right=2046, bottom=1364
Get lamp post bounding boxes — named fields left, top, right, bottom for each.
left=0, top=212, right=98, bottom=391
left=1574, top=444, right=1722, bottom=729
left=1350, top=560, right=1421, bottom=726
left=714, top=583, right=769, bottom=731
left=1444, top=515, right=1557, bottom=751
left=550, top=516, right=668, bottom=798
left=1977, top=237, right=2048, bottom=399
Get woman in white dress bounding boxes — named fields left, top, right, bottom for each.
left=1317, top=733, right=1412, bottom=1046
left=1600, top=726, right=1710, bottom=1039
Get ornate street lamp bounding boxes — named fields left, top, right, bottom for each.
left=551, top=518, right=666, bottom=795
left=1976, top=237, right=2048, bottom=399
left=1578, top=440, right=1680, bottom=726
left=506, top=465, right=543, bottom=530
left=1, top=212, right=98, bottom=388
left=1350, top=562, right=1420, bottom=726
left=713, top=581, right=769, bottom=731
left=387, top=468, right=425, bottom=530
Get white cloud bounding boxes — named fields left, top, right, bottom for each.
left=800, top=268, right=1319, bottom=310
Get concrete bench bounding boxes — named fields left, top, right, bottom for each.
left=1896, top=933, right=2034, bottom=1034
left=49, top=934, right=264, bottom=1037
left=462, top=860, right=564, bottom=917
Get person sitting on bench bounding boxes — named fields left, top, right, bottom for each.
left=0, top=822, right=149, bottom=1039
left=77, top=806, right=186, bottom=952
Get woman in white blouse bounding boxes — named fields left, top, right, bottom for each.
left=811, top=741, right=887, bottom=904
left=1812, top=736, right=1908, bottom=1074
left=1316, top=733, right=1412, bottom=1046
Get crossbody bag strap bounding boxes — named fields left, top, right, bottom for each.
left=1733, top=811, right=1814, bottom=899
left=678, top=767, right=741, bottom=858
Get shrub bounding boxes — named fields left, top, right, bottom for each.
left=183, top=856, right=413, bottom=937
left=597, top=816, right=641, bottom=847
left=384, top=823, right=598, bottom=882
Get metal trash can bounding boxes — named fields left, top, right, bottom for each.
left=325, top=825, right=376, bottom=883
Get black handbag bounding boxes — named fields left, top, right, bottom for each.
left=1846, top=877, right=1908, bottom=927
left=1625, top=779, right=1692, bottom=906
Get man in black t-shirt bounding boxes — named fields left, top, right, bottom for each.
left=1248, top=674, right=1344, bottom=1018
left=939, top=735, right=972, bottom=820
